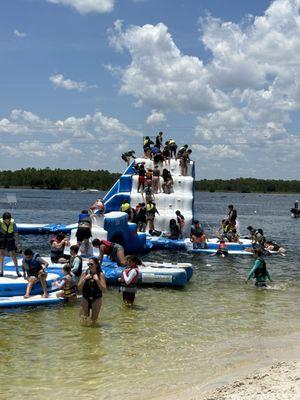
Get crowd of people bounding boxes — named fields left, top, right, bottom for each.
left=0, top=132, right=284, bottom=323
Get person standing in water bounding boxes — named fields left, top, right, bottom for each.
left=119, top=255, right=141, bottom=306
left=245, top=249, right=272, bottom=288
left=78, top=257, right=106, bottom=323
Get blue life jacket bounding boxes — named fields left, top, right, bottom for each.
left=23, top=253, right=43, bottom=277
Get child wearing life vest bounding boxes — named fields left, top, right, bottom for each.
left=245, top=249, right=272, bottom=288
left=54, top=264, right=77, bottom=303
left=119, top=255, right=141, bottom=305
left=22, top=249, right=49, bottom=298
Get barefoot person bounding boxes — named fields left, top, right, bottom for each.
left=0, top=212, right=22, bottom=277
left=78, top=257, right=106, bottom=323
left=22, top=249, right=49, bottom=298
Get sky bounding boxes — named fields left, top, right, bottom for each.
left=1, top=0, right=300, bottom=179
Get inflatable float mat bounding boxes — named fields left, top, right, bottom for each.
left=0, top=292, right=64, bottom=308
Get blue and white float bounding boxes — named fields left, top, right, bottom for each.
left=0, top=292, right=64, bottom=308
left=0, top=270, right=59, bottom=297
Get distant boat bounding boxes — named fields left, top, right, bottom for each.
left=80, top=189, right=100, bottom=193
left=291, top=208, right=300, bottom=218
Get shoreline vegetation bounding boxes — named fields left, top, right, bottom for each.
left=0, top=168, right=300, bottom=193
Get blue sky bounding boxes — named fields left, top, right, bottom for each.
left=1, top=0, right=299, bottom=179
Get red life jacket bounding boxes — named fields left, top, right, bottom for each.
left=121, top=267, right=139, bottom=286
left=99, top=239, right=114, bottom=255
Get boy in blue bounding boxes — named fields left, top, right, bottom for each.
left=22, top=248, right=49, bottom=298
left=245, top=249, right=272, bottom=288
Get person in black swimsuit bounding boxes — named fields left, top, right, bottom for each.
left=78, top=257, right=106, bottom=323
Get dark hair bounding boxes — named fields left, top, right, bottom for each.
left=81, top=209, right=89, bottom=214
left=24, top=248, right=34, bottom=256
left=228, top=204, right=233, bottom=209
left=70, top=245, right=79, bottom=253
left=193, top=220, right=199, bottom=224
left=56, top=233, right=66, bottom=241
left=169, top=218, right=177, bottom=226
left=175, top=210, right=181, bottom=215
left=2, top=212, right=11, bottom=220
left=247, top=226, right=253, bottom=230
left=88, top=257, right=101, bottom=273
left=125, top=255, right=142, bottom=265
left=63, top=264, right=72, bottom=273
left=257, top=229, right=264, bottom=235
left=254, top=248, right=263, bottom=256
left=92, top=238, right=100, bottom=247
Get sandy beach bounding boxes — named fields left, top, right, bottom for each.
left=197, top=360, right=300, bottom=400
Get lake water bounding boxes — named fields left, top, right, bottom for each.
left=0, top=189, right=299, bottom=400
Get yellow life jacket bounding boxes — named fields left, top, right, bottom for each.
left=0, top=218, right=15, bottom=236
left=146, top=203, right=155, bottom=213
left=168, top=139, right=175, bottom=145
left=121, top=203, right=130, bottom=212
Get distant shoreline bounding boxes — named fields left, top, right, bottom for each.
left=0, top=185, right=300, bottom=194
left=0, top=167, right=300, bottom=193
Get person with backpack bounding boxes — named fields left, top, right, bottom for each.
left=245, top=249, right=272, bottom=288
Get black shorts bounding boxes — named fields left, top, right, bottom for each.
left=76, top=227, right=92, bottom=242
left=0, top=238, right=16, bottom=252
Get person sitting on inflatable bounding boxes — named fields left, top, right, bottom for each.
left=190, top=220, right=207, bottom=249
left=22, top=248, right=49, bottom=298
left=54, top=264, right=77, bottom=303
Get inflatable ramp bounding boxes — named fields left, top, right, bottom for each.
left=103, top=157, right=195, bottom=236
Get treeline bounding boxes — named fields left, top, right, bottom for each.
left=0, top=168, right=120, bottom=190
left=0, top=169, right=299, bottom=192
left=195, top=178, right=300, bottom=193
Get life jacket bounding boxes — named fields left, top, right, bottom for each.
left=120, top=267, right=139, bottom=287
left=0, top=218, right=15, bottom=239
left=191, top=225, right=203, bottom=238
left=99, top=240, right=115, bottom=256
left=70, top=255, right=83, bottom=276
left=254, top=258, right=267, bottom=278
left=78, top=213, right=91, bottom=227
left=23, top=253, right=43, bottom=277
left=146, top=203, right=155, bottom=214
left=120, top=202, right=131, bottom=212
left=62, top=274, right=78, bottom=298
left=168, top=139, right=176, bottom=146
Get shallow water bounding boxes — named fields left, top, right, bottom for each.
left=0, top=189, right=299, bottom=399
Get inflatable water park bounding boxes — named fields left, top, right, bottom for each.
left=0, top=141, right=284, bottom=308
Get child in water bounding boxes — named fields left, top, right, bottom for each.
left=216, top=240, right=228, bottom=257
left=245, top=249, right=272, bottom=288
left=54, top=264, right=78, bottom=303
left=118, top=255, right=141, bottom=306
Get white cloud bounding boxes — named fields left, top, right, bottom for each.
left=0, top=109, right=142, bottom=170
left=14, top=29, right=27, bottom=38
left=108, top=21, right=228, bottom=113
left=107, top=1, right=300, bottom=177
left=50, top=74, right=96, bottom=92
left=47, top=0, right=114, bottom=14
left=146, top=110, right=166, bottom=125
